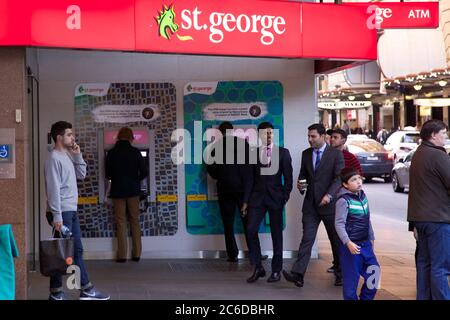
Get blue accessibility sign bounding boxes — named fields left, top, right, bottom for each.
left=0, top=145, right=11, bottom=161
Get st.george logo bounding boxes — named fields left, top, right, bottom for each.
left=155, top=4, right=193, bottom=41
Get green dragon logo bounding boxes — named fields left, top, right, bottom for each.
left=155, top=4, right=193, bottom=41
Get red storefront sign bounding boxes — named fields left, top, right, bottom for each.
left=136, top=0, right=302, bottom=58
left=350, top=1, right=439, bottom=29
left=0, top=0, right=135, bottom=50
left=302, top=3, right=377, bottom=60
left=0, top=1, right=439, bottom=59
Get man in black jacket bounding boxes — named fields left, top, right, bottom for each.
left=206, top=122, right=254, bottom=262
left=407, top=119, right=450, bottom=300
left=245, top=122, right=293, bottom=283
left=283, top=123, right=344, bottom=287
left=105, top=127, right=148, bottom=262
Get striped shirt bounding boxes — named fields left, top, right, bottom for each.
left=343, top=149, right=363, bottom=176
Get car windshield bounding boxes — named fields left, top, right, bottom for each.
left=402, top=134, right=420, bottom=143
left=347, top=140, right=386, bottom=153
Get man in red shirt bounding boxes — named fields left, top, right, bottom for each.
left=328, top=129, right=363, bottom=176
left=326, top=128, right=363, bottom=275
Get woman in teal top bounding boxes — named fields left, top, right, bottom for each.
left=0, top=224, right=19, bottom=300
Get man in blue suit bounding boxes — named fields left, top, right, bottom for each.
left=283, top=123, right=344, bottom=287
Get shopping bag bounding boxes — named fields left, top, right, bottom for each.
left=39, top=236, right=74, bottom=277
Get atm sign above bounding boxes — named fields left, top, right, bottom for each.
left=351, top=2, right=439, bottom=29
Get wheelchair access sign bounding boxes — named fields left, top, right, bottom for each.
left=0, top=145, right=12, bottom=163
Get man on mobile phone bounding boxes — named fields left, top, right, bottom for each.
left=44, top=121, right=110, bottom=301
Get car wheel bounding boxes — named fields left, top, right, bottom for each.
left=384, top=175, right=392, bottom=183
left=392, top=173, right=404, bottom=193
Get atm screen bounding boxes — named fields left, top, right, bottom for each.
left=141, top=151, right=147, bottom=157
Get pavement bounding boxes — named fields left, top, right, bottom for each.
left=28, top=180, right=418, bottom=300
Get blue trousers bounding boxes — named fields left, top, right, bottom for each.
left=414, top=222, right=450, bottom=300
left=49, top=211, right=91, bottom=293
left=340, top=240, right=380, bottom=300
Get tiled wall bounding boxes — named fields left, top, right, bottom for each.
left=75, top=83, right=178, bottom=238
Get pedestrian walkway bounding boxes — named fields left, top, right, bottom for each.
left=28, top=251, right=414, bottom=300
left=28, top=182, right=417, bottom=300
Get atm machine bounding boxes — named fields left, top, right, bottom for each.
left=98, top=127, right=156, bottom=213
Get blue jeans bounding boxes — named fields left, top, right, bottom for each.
left=340, top=240, right=380, bottom=300
left=49, top=211, right=91, bottom=293
left=414, top=222, right=450, bottom=300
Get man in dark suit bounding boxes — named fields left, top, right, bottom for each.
left=206, top=122, right=253, bottom=262
left=283, top=123, right=344, bottom=287
left=245, top=122, right=293, bottom=283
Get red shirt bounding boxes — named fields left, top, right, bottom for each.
left=343, top=149, right=363, bottom=176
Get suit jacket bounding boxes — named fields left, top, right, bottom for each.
left=206, top=136, right=253, bottom=197
left=247, top=145, right=293, bottom=209
left=299, top=144, right=344, bottom=216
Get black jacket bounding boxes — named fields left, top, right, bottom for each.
left=247, top=145, right=293, bottom=209
left=105, top=140, right=148, bottom=198
left=299, top=144, right=345, bottom=216
left=206, top=136, right=253, bottom=198
left=407, top=141, right=450, bottom=224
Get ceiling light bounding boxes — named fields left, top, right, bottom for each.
left=413, top=84, right=423, bottom=91
left=438, top=80, right=447, bottom=87
left=364, top=93, right=372, bottom=99
left=348, top=95, right=355, bottom=100
left=425, top=92, right=433, bottom=97
left=405, top=95, right=413, bottom=100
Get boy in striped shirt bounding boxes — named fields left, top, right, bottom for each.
left=335, top=167, right=380, bottom=300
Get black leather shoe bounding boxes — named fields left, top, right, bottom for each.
left=334, top=276, right=343, bottom=286
left=267, top=272, right=281, bottom=283
left=116, top=259, right=126, bottom=263
left=282, top=270, right=304, bottom=287
left=131, top=257, right=140, bottom=262
left=246, top=267, right=266, bottom=283
left=261, top=254, right=269, bottom=260
left=227, top=257, right=238, bottom=262
left=327, top=265, right=336, bottom=273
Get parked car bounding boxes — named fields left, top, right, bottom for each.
left=391, top=148, right=415, bottom=193
left=347, top=134, right=370, bottom=140
left=384, top=130, right=420, bottom=162
left=346, top=138, right=394, bottom=182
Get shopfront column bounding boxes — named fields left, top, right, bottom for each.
left=372, top=103, right=381, bottom=133
left=447, top=105, right=450, bottom=126
left=404, top=99, right=417, bottom=127
left=393, top=102, right=400, bottom=130
left=0, top=48, right=28, bottom=299
left=331, top=110, right=337, bottom=129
